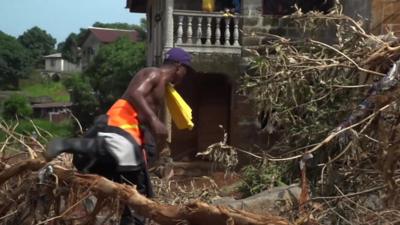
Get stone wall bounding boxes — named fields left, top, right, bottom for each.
left=190, top=53, right=241, bottom=76
left=370, top=0, right=400, bottom=35
left=227, top=0, right=270, bottom=153
left=241, top=0, right=338, bottom=48
left=342, top=0, right=371, bottom=25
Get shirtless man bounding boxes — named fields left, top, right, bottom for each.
left=44, top=47, right=192, bottom=225
left=124, top=49, right=190, bottom=140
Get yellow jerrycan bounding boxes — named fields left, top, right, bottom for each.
left=202, top=0, right=215, bottom=12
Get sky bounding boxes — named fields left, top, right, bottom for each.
left=0, top=0, right=145, bottom=44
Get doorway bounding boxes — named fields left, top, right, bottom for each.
left=170, top=73, right=231, bottom=160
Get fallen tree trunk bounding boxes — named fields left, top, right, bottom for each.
left=0, top=159, right=291, bottom=225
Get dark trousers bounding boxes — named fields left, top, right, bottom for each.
left=74, top=150, right=148, bottom=225
left=73, top=115, right=155, bottom=224
left=103, top=170, right=147, bottom=225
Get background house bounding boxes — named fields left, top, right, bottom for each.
left=43, top=53, right=81, bottom=77
left=32, top=102, right=72, bottom=123
left=125, top=0, right=400, bottom=161
left=80, top=27, right=141, bottom=69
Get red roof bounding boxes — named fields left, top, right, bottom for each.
left=88, top=27, right=140, bottom=43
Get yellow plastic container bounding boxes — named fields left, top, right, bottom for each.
left=165, top=84, right=194, bottom=130
left=202, top=0, right=215, bottom=12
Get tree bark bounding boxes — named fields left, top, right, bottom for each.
left=0, top=159, right=291, bottom=225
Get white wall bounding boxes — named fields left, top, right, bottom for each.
left=45, top=58, right=63, bottom=72
left=45, top=58, right=81, bottom=73
left=63, top=60, right=81, bottom=72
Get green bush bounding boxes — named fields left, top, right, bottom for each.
left=2, top=94, right=32, bottom=119
left=17, top=119, right=73, bottom=138
left=63, top=73, right=99, bottom=129
left=85, top=37, right=145, bottom=110
left=0, top=119, right=73, bottom=147
left=21, top=80, right=70, bottom=102
left=0, top=31, right=32, bottom=89
left=238, top=163, right=287, bottom=197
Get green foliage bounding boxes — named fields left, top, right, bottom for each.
left=0, top=31, right=32, bottom=89
left=21, top=81, right=70, bottom=102
left=0, top=119, right=73, bottom=144
left=238, top=163, right=286, bottom=197
left=17, top=119, right=73, bottom=138
left=58, top=21, right=146, bottom=127
left=63, top=73, right=99, bottom=128
left=57, top=29, right=88, bottom=64
left=57, top=33, right=79, bottom=64
left=2, top=94, right=32, bottom=119
left=85, top=37, right=146, bottom=110
left=92, top=21, right=135, bottom=30
left=18, top=26, right=56, bottom=67
left=58, top=19, right=146, bottom=68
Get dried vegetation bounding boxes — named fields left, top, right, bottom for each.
left=2, top=3, right=400, bottom=225
left=238, top=3, right=400, bottom=224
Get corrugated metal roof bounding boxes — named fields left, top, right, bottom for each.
left=88, top=27, right=140, bottom=43
left=44, top=53, right=62, bottom=58
left=32, top=102, right=72, bottom=108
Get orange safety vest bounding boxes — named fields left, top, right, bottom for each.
left=107, top=99, right=143, bottom=145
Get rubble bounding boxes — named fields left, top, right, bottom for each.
left=213, top=184, right=301, bottom=215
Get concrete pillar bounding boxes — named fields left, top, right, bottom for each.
left=60, top=59, right=64, bottom=72
left=146, top=1, right=152, bottom=66
left=164, top=0, right=174, bottom=143
left=164, top=0, right=174, bottom=51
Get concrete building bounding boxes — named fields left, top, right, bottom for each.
left=80, top=27, right=141, bottom=69
left=32, top=102, right=72, bottom=122
left=125, top=0, right=400, bottom=160
left=43, top=53, right=81, bottom=76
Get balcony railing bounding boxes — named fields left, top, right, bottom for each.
left=172, top=10, right=241, bottom=54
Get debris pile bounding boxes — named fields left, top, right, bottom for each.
left=239, top=4, right=400, bottom=224
left=1, top=3, right=400, bottom=225
left=0, top=121, right=290, bottom=225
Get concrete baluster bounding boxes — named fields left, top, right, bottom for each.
left=176, top=15, right=184, bottom=44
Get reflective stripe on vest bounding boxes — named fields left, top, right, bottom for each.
left=119, top=124, right=139, bottom=130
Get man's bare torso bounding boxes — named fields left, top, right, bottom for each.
left=121, top=67, right=167, bottom=123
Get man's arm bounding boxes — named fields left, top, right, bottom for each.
left=130, top=71, right=168, bottom=138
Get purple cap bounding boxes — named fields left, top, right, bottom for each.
left=165, top=48, right=192, bottom=67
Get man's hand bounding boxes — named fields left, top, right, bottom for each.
left=151, top=119, right=168, bottom=139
